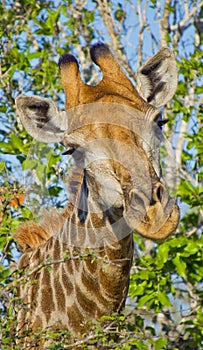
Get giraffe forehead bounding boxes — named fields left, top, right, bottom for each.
left=64, top=102, right=161, bottom=148
left=67, top=102, right=156, bottom=130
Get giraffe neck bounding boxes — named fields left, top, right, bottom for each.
left=18, top=168, right=134, bottom=340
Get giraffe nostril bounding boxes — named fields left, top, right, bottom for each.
left=155, top=184, right=164, bottom=202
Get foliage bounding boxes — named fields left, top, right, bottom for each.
left=0, top=0, right=203, bottom=349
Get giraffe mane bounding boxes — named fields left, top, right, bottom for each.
left=14, top=165, right=84, bottom=252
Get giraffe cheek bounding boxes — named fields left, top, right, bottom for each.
left=99, top=178, right=124, bottom=210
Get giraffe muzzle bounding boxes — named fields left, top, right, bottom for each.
left=124, top=183, right=180, bottom=241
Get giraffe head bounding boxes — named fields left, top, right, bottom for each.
left=16, top=43, right=179, bottom=241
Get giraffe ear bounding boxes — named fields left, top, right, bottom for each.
left=136, top=48, right=177, bottom=108
left=16, top=96, right=68, bottom=143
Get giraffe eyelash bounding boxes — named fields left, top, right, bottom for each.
left=157, top=119, right=169, bottom=128
left=154, top=113, right=169, bottom=129
left=62, top=147, right=75, bottom=155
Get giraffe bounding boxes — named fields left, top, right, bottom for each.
left=14, top=43, right=179, bottom=348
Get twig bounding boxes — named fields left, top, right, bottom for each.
left=170, top=2, right=203, bottom=32
left=137, top=0, right=148, bottom=68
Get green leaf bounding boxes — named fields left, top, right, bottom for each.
left=22, top=159, right=38, bottom=170
left=129, top=281, right=147, bottom=297
left=36, top=163, right=46, bottom=182
left=156, top=243, right=169, bottom=268
left=0, top=234, right=7, bottom=250
left=154, top=337, right=168, bottom=350
left=172, top=254, right=187, bottom=277
left=47, top=153, right=61, bottom=168
left=0, top=141, right=14, bottom=153
left=157, top=291, right=171, bottom=307
left=167, top=236, right=187, bottom=248
left=0, top=267, right=10, bottom=280
left=48, top=186, right=63, bottom=196
left=10, top=133, right=24, bottom=153
left=138, top=292, right=155, bottom=308
left=0, top=161, right=5, bottom=172
left=182, top=241, right=200, bottom=257
left=27, top=52, right=42, bottom=60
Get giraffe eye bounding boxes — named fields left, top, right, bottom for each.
left=154, top=113, right=168, bottom=129
left=62, top=147, right=75, bottom=155
left=157, top=119, right=169, bottom=129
